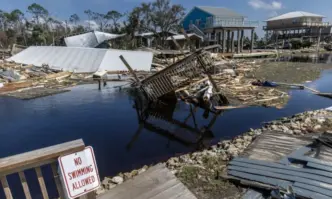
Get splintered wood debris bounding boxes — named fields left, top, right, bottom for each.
left=165, top=52, right=289, bottom=109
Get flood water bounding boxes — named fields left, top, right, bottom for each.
left=0, top=67, right=332, bottom=198
left=278, top=52, right=332, bottom=64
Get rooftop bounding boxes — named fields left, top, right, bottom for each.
left=266, top=11, right=325, bottom=22
left=7, top=46, right=153, bottom=73
left=196, top=6, right=244, bottom=18
left=64, top=31, right=125, bottom=48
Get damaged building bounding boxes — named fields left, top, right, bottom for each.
left=182, top=6, right=259, bottom=53
left=264, top=11, right=331, bottom=45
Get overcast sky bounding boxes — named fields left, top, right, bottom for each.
left=1, top=0, right=331, bottom=37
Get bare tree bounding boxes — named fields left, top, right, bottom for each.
left=106, top=10, right=123, bottom=32
left=128, top=0, right=185, bottom=45
left=27, top=3, right=49, bottom=24
left=69, top=14, right=80, bottom=25
left=84, top=10, right=92, bottom=30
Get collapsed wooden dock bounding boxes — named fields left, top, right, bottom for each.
left=97, top=164, right=197, bottom=199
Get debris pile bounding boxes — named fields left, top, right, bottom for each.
left=171, top=52, right=289, bottom=109
left=0, top=60, right=79, bottom=99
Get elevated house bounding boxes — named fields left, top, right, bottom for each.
left=264, top=11, right=331, bottom=43
left=182, top=6, right=259, bottom=53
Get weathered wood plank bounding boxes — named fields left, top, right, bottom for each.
left=307, top=162, right=332, bottom=172
left=233, top=158, right=332, bottom=178
left=294, top=182, right=332, bottom=197
left=1, top=176, right=13, bottom=199
left=228, top=171, right=329, bottom=199
left=18, top=171, right=32, bottom=199
left=0, top=139, right=85, bottom=176
left=51, top=162, right=65, bottom=199
left=229, top=162, right=332, bottom=184
left=97, top=164, right=196, bottom=199
left=228, top=166, right=332, bottom=190
left=241, top=131, right=312, bottom=162
left=35, top=167, right=49, bottom=199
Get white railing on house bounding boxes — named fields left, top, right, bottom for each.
left=205, top=16, right=259, bottom=28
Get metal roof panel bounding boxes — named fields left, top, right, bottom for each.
left=266, top=11, right=325, bottom=21
left=7, top=46, right=152, bottom=73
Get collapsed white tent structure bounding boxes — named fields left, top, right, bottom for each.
left=7, top=46, right=153, bottom=73
left=64, top=31, right=126, bottom=48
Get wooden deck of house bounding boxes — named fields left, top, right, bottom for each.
left=97, top=164, right=197, bottom=199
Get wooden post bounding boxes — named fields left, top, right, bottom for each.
left=19, top=171, right=32, bottom=199
left=227, top=30, right=230, bottom=53
left=275, top=31, right=279, bottom=58
left=317, top=27, right=322, bottom=53
left=222, top=29, right=226, bottom=53
left=237, top=30, right=240, bottom=53
left=1, top=176, right=13, bottom=199
left=240, top=30, right=244, bottom=53
left=35, top=167, right=49, bottom=199
left=250, top=29, right=254, bottom=53
left=217, top=32, right=221, bottom=52
left=119, top=55, right=141, bottom=86
left=231, top=31, right=235, bottom=53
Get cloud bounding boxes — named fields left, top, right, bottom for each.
left=248, top=0, right=282, bottom=10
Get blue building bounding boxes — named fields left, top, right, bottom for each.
left=182, top=6, right=259, bottom=53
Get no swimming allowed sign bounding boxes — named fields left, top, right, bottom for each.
left=58, top=146, right=100, bottom=199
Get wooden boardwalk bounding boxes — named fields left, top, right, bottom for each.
left=97, top=164, right=197, bottom=199
left=241, top=131, right=313, bottom=162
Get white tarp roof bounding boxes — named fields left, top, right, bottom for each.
left=266, top=11, right=325, bottom=22
left=7, top=46, right=153, bottom=73
left=166, top=33, right=203, bottom=41
left=64, top=31, right=125, bottom=48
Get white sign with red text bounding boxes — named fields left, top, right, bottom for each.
left=58, top=146, right=100, bottom=199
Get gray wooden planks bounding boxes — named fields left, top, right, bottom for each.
left=228, top=170, right=330, bottom=199
left=307, top=162, right=332, bottom=172
left=289, top=155, right=332, bottom=167
left=294, top=182, right=332, bottom=197
left=241, top=131, right=313, bottom=162
left=228, top=166, right=332, bottom=190
left=97, top=164, right=197, bottom=199
left=233, top=158, right=332, bottom=178
left=230, top=161, right=332, bottom=184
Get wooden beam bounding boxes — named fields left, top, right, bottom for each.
left=35, top=167, right=49, bottom=199
left=119, top=55, right=141, bottom=86
left=18, top=171, right=32, bottom=199
left=0, top=139, right=85, bottom=176
left=196, top=53, right=229, bottom=105
left=51, top=162, right=65, bottom=199
left=1, top=176, right=13, bottom=199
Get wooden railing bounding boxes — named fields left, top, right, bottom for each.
left=0, top=139, right=86, bottom=199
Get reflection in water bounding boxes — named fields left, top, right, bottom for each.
left=278, top=53, right=332, bottom=64
left=127, top=90, right=221, bottom=151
